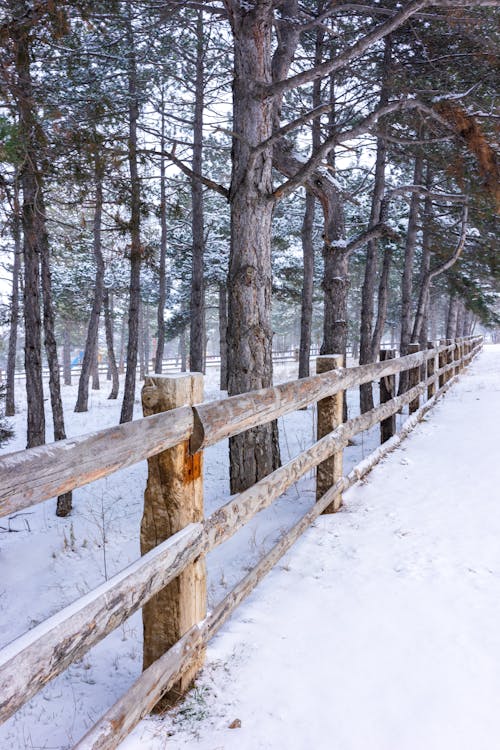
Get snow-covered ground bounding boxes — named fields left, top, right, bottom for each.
left=1, top=346, right=498, bottom=749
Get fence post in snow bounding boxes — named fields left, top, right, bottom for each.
left=444, top=338, right=454, bottom=383
left=427, top=342, right=437, bottom=400
left=379, top=349, right=396, bottom=443
left=438, top=339, right=448, bottom=389
left=140, top=371, right=206, bottom=709
left=455, top=337, right=462, bottom=375
left=408, top=343, right=421, bottom=413
left=316, top=354, right=344, bottom=512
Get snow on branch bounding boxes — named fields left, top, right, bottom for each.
left=263, top=0, right=500, bottom=100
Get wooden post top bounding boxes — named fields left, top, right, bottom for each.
left=142, top=372, right=203, bottom=413
left=316, top=354, right=344, bottom=373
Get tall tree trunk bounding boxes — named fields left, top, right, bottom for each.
left=455, top=300, right=465, bottom=341
left=399, top=151, right=424, bottom=393
left=144, top=304, right=150, bottom=375
left=299, top=192, right=315, bottom=379
left=119, top=312, right=126, bottom=374
left=359, top=37, right=391, bottom=413
left=320, top=188, right=348, bottom=357
left=120, top=15, right=142, bottom=424
left=227, top=1, right=281, bottom=494
left=5, top=180, right=21, bottom=417
left=411, top=168, right=433, bottom=344
left=371, top=246, right=392, bottom=357
left=139, top=299, right=145, bottom=381
left=320, top=66, right=349, bottom=361
left=219, top=282, right=228, bottom=391
left=75, top=155, right=104, bottom=412
left=298, top=19, right=322, bottom=380
left=62, top=322, right=71, bottom=386
left=154, top=91, right=167, bottom=374
left=40, top=191, right=71, bottom=516
left=190, top=11, right=206, bottom=373
left=92, top=340, right=100, bottom=390
left=103, top=289, right=119, bottom=399
left=14, top=20, right=45, bottom=448
left=446, top=292, right=459, bottom=339
left=179, top=328, right=187, bottom=372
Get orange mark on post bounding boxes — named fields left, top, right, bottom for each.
left=183, top=442, right=202, bottom=483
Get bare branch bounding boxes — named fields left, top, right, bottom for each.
left=412, top=204, right=469, bottom=340
left=386, top=185, right=468, bottom=203
left=264, top=0, right=500, bottom=99
left=154, top=148, right=229, bottom=199
left=272, top=97, right=454, bottom=201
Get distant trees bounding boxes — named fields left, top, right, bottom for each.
left=0, top=0, right=498, bottom=504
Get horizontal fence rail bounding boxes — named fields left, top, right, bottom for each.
left=0, top=335, right=483, bottom=749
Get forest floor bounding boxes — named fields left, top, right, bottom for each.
left=1, top=346, right=499, bottom=749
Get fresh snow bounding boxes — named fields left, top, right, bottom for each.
left=122, top=344, right=500, bottom=750
left=0, top=346, right=498, bottom=749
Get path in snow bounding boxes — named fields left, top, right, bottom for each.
left=123, top=345, right=500, bottom=750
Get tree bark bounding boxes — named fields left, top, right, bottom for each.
left=75, top=155, right=104, bottom=412
left=103, top=289, right=119, bottom=399
left=39, top=190, right=71, bottom=516
left=179, top=328, right=187, bottom=372
left=144, top=304, right=150, bottom=376
left=398, top=150, right=424, bottom=393
left=227, top=1, right=281, bottom=493
left=298, top=18, right=322, bottom=380
left=359, top=37, right=391, bottom=413
left=190, top=11, right=206, bottom=374
left=120, top=14, right=142, bottom=424
left=320, top=69, right=349, bottom=360
left=446, top=292, right=459, bottom=339
left=400, top=151, right=424, bottom=357
left=371, top=246, right=392, bottom=357
left=154, top=91, right=167, bottom=374
left=91, top=342, right=100, bottom=390
left=320, top=192, right=348, bottom=357
left=411, top=167, right=433, bottom=344
left=14, top=18, right=45, bottom=448
left=5, top=181, right=21, bottom=417
left=139, top=299, right=145, bottom=382
left=299, top=192, right=315, bottom=379
left=218, top=282, right=228, bottom=391
left=63, top=322, right=72, bottom=386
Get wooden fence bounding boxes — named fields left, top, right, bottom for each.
left=0, top=335, right=483, bottom=748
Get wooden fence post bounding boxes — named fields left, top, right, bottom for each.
left=316, top=354, right=344, bottom=512
left=408, top=343, right=420, bottom=413
left=427, top=342, right=437, bottom=400
left=455, top=338, right=461, bottom=372
left=445, top=338, right=453, bottom=383
left=438, top=339, right=447, bottom=388
left=379, top=349, right=396, bottom=443
left=140, top=372, right=206, bottom=709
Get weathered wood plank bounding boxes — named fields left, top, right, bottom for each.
left=73, top=624, right=206, bottom=750
left=0, top=523, right=204, bottom=724
left=190, top=349, right=434, bottom=452
left=0, top=405, right=194, bottom=518
left=73, top=362, right=466, bottom=750
left=203, top=377, right=429, bottom=554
